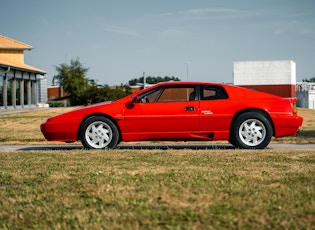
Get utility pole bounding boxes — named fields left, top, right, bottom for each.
left=143, top=72, right=146, bottom=89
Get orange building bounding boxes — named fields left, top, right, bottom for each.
left=0, top=35, right=46, bottom=109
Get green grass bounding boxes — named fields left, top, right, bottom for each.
left=0, top=149, right=314, bottom=229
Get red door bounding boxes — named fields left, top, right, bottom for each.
left=198, top=85, right=232, bottom=140
left=123, top=86, right=199, bottom=141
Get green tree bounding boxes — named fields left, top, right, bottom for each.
left=84, top=85, right=131, bottom=105
left=302, top=77, right=315, bottom=82
left=54, top=58, right=89, bottom=105
left=54, top=58, right=131, bottom=105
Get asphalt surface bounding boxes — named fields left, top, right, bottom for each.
left=0, top=143, right=314, bottom=151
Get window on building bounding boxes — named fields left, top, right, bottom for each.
left=0, top=77, right=3, bottom=106
left=16, top=79, right=21, bottom=106
left=31, top=81, right=36, bottom=104
left=24, top=80, right=28, bottom=105
left=7, top=78, right=13, bottom=106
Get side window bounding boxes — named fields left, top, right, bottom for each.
left=139, top=87, right=162, bottom=103
left=157, top=86, right=196, bottom=102
left=138, top=86, right=197, bottom=103
left=201, top=86, right=228, bottom=100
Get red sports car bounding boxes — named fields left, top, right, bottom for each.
left=41, top=82, right=303, bottom=149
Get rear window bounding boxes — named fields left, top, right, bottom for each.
left=201, top=86, right=228, bottom=100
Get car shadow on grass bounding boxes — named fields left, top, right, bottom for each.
left=117, top=144, right=235, bottom=150
left=18, top=143, right=236, bottom=151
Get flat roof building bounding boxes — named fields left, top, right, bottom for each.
left=233, top=60, right=296, bottom=97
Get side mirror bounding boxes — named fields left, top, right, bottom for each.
left=126, top=95, right=139, bottom=109
left=131, top=95, right=139, bottom=104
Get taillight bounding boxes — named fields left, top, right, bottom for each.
left=289, top=97, right=298, bottom=114
left=292, top=102, right=298, bottom=114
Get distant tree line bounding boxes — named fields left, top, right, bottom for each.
left=303, top=77, right=315, bottom=82
left=128, top=76, right=180, bottom=86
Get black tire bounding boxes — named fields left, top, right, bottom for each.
left=228, top=139, right=239, bottom=148
left=230, top=112, right=273, bottom=149
left=79, top=116, right=119, bottom=149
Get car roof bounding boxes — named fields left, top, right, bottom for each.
left=154, top=81, right=225, bottom=86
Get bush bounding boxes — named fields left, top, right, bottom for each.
left=48, top=100, right=70, bottom=107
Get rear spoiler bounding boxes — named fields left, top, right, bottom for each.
left=286, top=97, right=298, bottom=103
left=284, top=97, right=298, bottom=114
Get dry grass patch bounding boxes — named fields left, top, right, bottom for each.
left=0, top=107, right=76, bottom=144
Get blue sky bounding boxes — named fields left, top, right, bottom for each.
left=1, top=0, right=314, bottom=86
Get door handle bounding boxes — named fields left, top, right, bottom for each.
left=185, top=106, right=195, bottom=111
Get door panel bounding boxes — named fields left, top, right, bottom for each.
left=199, top=100, right=231, bottom=132
left=198, top=85, right=232, bottom=139
left=123, top=85, right=199, bottom=141
left=124, top=101, right=199, bottom=133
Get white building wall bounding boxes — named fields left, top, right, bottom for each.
left=297, top=91, right=308, bottom=108
left=297, top=90, right=315, bottom=110
left=296, top=82, right=315, bottom=110
left=38, top=75, right=47, bottom=103
left=233, top=60, right=296, bottom=85
left=309, top=91, right=315, bottom=110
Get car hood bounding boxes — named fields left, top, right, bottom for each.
left=47, top=101, right=113, bottom=121
left=82, top=101, right=112, bottom=109
left=67, top=101, right=113, bottom=113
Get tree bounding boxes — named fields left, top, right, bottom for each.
left=54, top=58, right=131, bottom=105
left=303, top=77, right=315, bottom=82
left=54, top=58, right=89, bottom=105
left=84, top=85, right=131, bottom=105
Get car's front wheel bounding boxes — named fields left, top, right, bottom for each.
left=230, top=112, right=273, bottom=149
left=79, top=116, right=119, bottom=149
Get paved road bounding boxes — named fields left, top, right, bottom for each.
left=0, top=143, right=314, bottom=151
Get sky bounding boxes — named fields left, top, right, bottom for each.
left=1, top=0, right=314, bottom=86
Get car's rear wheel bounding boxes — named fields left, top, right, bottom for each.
left=80, top=116, right=119, bottom=149
left=230, top=112, right=273, bottom=149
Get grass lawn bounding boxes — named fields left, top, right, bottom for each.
left=1, top=149, right=314, bottom=229
left=0, top=107, right=314, bottom=229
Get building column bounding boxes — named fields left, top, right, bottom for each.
left=12, top=78, right=16, bottom=108
left=34, top=77, right=38, bottom=105
left=21, top=78, right=24, bottom=108
left=27, top=80, right=31, bottom=107
left=3, top=75, right=7, bottom=109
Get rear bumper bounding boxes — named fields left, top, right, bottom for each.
left=273, top=115, right=303, bottom=137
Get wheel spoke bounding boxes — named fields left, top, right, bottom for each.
left=85, top=121, right=113, bottom=148
left=239, top=119, right=266, bottom=147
